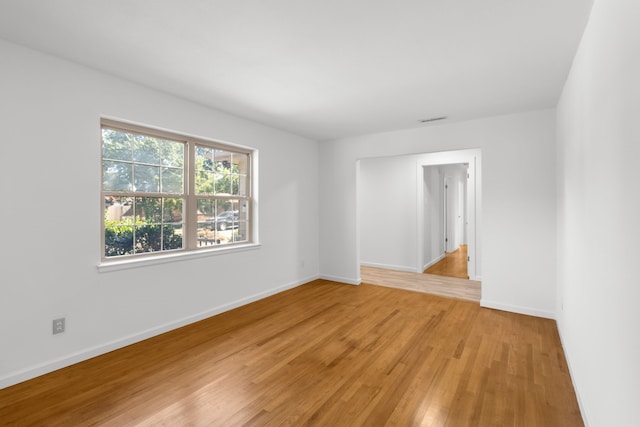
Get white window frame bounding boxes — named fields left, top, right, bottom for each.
left=99, top=118, right=259, bottom=272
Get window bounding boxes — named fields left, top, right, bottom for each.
left=101, top=119, right=253, bottom=262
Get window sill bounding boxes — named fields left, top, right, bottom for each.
left=97, top=243, right=261, bottom=273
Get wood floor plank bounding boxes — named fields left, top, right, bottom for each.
left=0, top=280, right=583, bottom=426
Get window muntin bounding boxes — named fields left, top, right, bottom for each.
left=101, top=120, right=252, bottom=261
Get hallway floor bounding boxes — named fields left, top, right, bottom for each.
left=424, top=244, right=469, bottom=279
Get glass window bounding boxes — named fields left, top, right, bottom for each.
left=101, top=120, right=253, bottom=261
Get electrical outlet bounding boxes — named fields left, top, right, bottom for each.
left=53, top=317, right=65, bottom=335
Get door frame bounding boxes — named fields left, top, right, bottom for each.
left=415, top=149, right=481, bottom=281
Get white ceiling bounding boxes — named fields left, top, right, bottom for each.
left=0, top=0, right=593, bottom=141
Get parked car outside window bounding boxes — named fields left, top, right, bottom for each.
left=213, top=210, right=239, bottom=230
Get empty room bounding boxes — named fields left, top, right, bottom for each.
left=0, top=1, right=637, bottom=426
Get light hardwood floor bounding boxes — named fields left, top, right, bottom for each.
left=361, top=265, right=481, bottom=302
left=0, top=280, right=582, bottom=426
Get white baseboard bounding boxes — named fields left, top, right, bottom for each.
left=360, top=261, right=419, bottom=274
left=423, top=254, right=446, bottom=271
left=480, top=299, right=555, bottom=319
left=556, top=319, right=591, bottom=427
left=319, top=274, right=361, bottom=285
left=0, top=276, right=318, bottom=390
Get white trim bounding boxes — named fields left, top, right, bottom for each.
left=480, top=299, right=555, bottom=319
left=360, top=261, right=419, bottom=273
left=98, top=243, right=261, bottom=272
left=556, top=320, right=592, bottom=427
left=423, top=253, right=446, bottom=271
left=319, top=274, right=361, bottom=285
left=0, top=275, right=312, bottom=390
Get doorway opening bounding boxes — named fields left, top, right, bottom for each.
left=416, top=149, right=480, bottom=282
left=422, top=163, right=470, bottom=280
left=357, top=148, right=481, bottom=300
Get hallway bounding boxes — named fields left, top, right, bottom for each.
left=424, top=244, right=469, bottom=279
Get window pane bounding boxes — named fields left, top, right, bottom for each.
left=197, top=199, right=215, bottom=218
left=104, top=196, right=134, bottom=222
left=133, top=222, right=183, bottom=253
left=195, top=145, right=215, bottom=195
left=238, top=174, right=248, bottom=196
left=195, top=146, right=248, bottom=197
left=103, top=127, right=184, bottom=195
left=232, top=153, right=249, bottom=175
left=158, top=139, right=184, bottom=168
left=216, top=199, right=247, bottom=244
left=133, top=135, right=161, bottom=164
left=231, top=174, right=240, bottom=195
left=103, top=160, right=133, bottom=191
left=135, top=197, right=162, bottom=222
left=161, top=167, right=183, bottom=194
left=104, top=195, right=134, bottom=257
left=195, top=145, right=214, bottom=166
left=163, top=198, right=183, bottom=223
left=214, top=172, right=230, bottom=194
left=105, top=224, right=134, bottom=257
left=164, top=224, right=183, bottom=250
left=236, top=200, right=249, bottom=243
left=134, top=164, right=160, bottom=193
left=197, top=199, right=218, bottom=247
left=134, top=224, right=160, bottom=253
left=104, top=196, right=183, bottom=257
left=133, top=134, right=184, bottom=166
left=102, top=128, right=132, bottom=161
left=214, top=149, right=231, bottom=172
left=233, top=153, right=248, bottom=197
left=194, top=198, right=249, bottom=247
left=195, top=170, right=214, bottom=195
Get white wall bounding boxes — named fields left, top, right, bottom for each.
left=556, top=0, right=639, bottom=425
left=0, top=39, right=320, bottom=388
left=358, top=155, right=419, bottom=272
left=320, top=110, right=557, bottom=318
